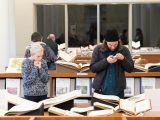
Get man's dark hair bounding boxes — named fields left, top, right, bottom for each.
left=31, top=32, right=43, bottom=42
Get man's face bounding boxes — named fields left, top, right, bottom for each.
left=106, top=41, right=119, bottom=51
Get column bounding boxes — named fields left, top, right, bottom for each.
left=0, top=0, right=16, bottom=72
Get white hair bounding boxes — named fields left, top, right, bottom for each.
left=30, top=43, right=44, bottom=56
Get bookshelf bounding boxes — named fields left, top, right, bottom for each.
left=0, top=71, right=160, bottom=97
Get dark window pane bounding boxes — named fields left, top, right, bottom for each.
left=68, top=5, right=97, bottom=47
left=100, top=4, right=128, bottom=44
left=133, top=4, right=160, bottom=48
left=36, top=5, right=65, bottom=44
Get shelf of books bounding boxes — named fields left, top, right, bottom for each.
left=0, top=71, right=160, bottom=97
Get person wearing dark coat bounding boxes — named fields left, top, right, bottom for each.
left=90, top=29, right=134, bottom=98
left=24, top=32, right=57, bottom=70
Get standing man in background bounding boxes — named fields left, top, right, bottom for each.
left=45, top=34, right=58, bottom=56
left=24, top=32, right=57, bottom=70
left=45, top=34, right=58, bottom=70
left=90, top=29, right=134, bottom=98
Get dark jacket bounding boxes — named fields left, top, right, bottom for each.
left=90, top=44, right=134, bottom=91
left=45, top=39, right=58, bottom=56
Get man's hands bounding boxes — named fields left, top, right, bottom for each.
left=106, top=53, right=124, bottom=63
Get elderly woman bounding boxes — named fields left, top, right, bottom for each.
left=21, top=43, right=49, bottom=102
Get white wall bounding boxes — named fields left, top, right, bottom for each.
left=0, top=0, right=16, bottom=72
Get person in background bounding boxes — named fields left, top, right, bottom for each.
left=134, top=28, right=143, bottom=47
left=90, top=29, right=134, bottom=98
left=45, top=34, right=58, bottom=56
left=24, top=32, right=57, bottom=70
left=120, top=29, right=128, bottom=45
left=21, top=43, right=49, bottom=102
left=45, top=34, right=58, bottom=70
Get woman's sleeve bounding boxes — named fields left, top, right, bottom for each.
left=21, top=60, right=39, bottom=86
left=39, top=60, right=49, bottom=83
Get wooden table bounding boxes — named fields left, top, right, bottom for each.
left=1, top=112, right=160, bottom=120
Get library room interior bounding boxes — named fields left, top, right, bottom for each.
left=1, top=0, right=160, bottom=119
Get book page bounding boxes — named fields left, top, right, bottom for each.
left=93, top=92, right=120, bottom=102
left=93, top=102, right=119, bottom=111
left=0, top=109, right=7, bottom=116
left=40, top=90, right=82, bottom=108
left=48, top=106, right=83, bottom=116
left=119, top=99, right=135, bottom=114
left=75, top=78, right=91, bottom=96
left=0, top=90, right=8, bottom=111
left=124, top=78, right=135, bottom=97
left=70, top=106, right=94, bottom=113
left=56, top=78, right=71, bottom=96
left=58, top=50, right=77, bottom=62
left=56, top=61, right=80, bottom=69
left=135, top=99, right=151, bottom=114
left=127, top=94, right=145, bottom=103
left=7, top=92, right=36, bottom=105
left=145, top=89, right=160, bottom=111
left=132, top=41, right=140, bottom=49
left=6, top=78, right=21, bottom=96
left=6, top=102, right=41, bottom=115
left=0, top=80, right=5, bottom=90
left=134, top=64, right=146, bottom=72
left=144, top=62, right=160, bottom=69
left=58, top=43, right=65, bottom=50
left=141, top=77, right=156, bottom=94
left=87, top=109, right=114, bottom=116
left=6, top=58, right=24, bottom=73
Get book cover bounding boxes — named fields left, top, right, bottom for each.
left=0, top=90, right=8, bottom=111
left=56, top=60, right=90, bottom=73
left=124, top=78, right=135, bottom=97
left=119, top=99, right=151, bottom=115
left=75, top=78, right=91, bottom=96
left=6, top=58, right=24, bottom=73
left=48, top=106, right=84, bottom=116
left=56, top=78, right=71, bottom=96
left=39, top=90, right=82, bottom=109
left=6, top=78, right=21, bottom=96
left=134, top=63, right=160, bottom=72
left=140, top=77, right=156, bottom=94
left=0, top=79, right=5, bottom=89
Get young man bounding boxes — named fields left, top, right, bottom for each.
left=90, top=29, right=134, bottom=98
left=24, top=32, right=57, bottom=70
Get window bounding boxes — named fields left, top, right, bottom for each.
left=68, top=5, right=97, bottom=47
left=100, top=4, right=128, bottom=44
left=37, top=5, right=65, bottom=44
left=133, top=4, right=160, bottom=47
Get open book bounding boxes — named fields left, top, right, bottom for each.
left=93, top=92, right=151, bottom=115
left=4, top=102, right=43, bottom=116
left=0, top=103, right=43, bottom=116
left=119, top=99, right=151, bottom=115
left=48, top=106, right=84, bottom=116
left=39, top=90, right=82, bottom=108
left=58, top=50, right=77, bottom=62
left=70, top=106, right=94, bottom=113
left=132, top=41, right=140, bottom=49
left=87, top=109, right=114, bottom=116
left=134, top=62, right=160, bottom=72
left=6, top=58, right=25, bottom=73
left=56, top=60, right=90, bottom=73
